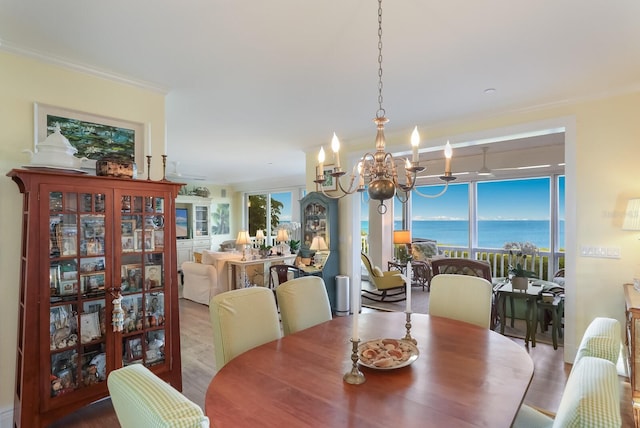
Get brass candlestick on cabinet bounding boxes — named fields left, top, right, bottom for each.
left=343, top=338, right=366, bottom=385
left=402, top=312, right=417, bottom=345
left=146, top=156, right=152, bottom=181
left=161, top=155, right=168, bottom=181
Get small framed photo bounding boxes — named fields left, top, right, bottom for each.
left=80, top=311, right=102, bottom=343
left=121, top=219, right=136, bottom=236
left=315, top=164, right=337, bottom=191
left=121, top=264, right=143, bottom=292
left=82, top=273, right=105, bottom=294
left=134, top=229, right=154, bottom=251
left=154, top=229, right=164, bottom=249
left=121, top=235, right=135, bottom=252
left=59, top=280, right=78, bottom=296
left=145, top=265, right=162, bottom=289
left=124, top=336, right=143, bottom=363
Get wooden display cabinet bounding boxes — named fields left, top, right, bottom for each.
left=624, top=283, right=640, bottom=427
left=8, top=168, right=184, bottom=428
left=300, top=192, right=339, bottom=311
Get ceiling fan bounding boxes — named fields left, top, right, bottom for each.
left=165, top=161, right=207, bottom=181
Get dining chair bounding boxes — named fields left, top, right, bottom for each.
left=513, top=356, right=621, bottom=428
left=209, top=287, right=281, bottom=370
left=268, top=264, right=303, bottom=289
left=428, top=274, right=493, bottom=328
left=276, top=276, right=332, bottom=335
left=108, top=364, right=210, bottom=428
left=360, top=252, right=407, bottom=302
left=574, top=317, right=621, bottom=366
left=430, top=258, right=499, bottom=328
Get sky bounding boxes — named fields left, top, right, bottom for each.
left=363, top=176, right=565, bottom=221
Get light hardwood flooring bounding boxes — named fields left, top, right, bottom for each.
left=49, top=298, right=634, bottom=427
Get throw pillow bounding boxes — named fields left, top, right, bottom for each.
left=193, top=252, right=202, bottom=263
left=411, top=240, right=438, bottom=261
left=373, top=266, right=384, bottom=277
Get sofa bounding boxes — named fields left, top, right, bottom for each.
left=182, top=250, right=243, bottom=305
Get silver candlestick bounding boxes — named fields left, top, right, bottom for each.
left=343, top=338, right=366, bottom=385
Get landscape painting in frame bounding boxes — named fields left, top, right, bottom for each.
left=211, top=203, right=230, bottom=235
left=35, top=103, right=146, bottom=174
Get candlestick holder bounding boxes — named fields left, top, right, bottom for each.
left=146, top=156, right=152, bottom=181
left=401, top=312, right=417, bottom=345
left=343, top=338, right=366, bottom=385
left=161, top=155, right=168, bottom=181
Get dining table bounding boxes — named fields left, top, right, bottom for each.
left=205, top=311, right=534, bottom=427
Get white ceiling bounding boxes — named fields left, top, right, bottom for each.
left=2, top=1, right=639, bottom=188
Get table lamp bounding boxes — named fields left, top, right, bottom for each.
left=236, top=230, right=251, bottom=261
left=310, top=236, right=329, bottom=267
left=276, top=228, right=289, bottom=255
left=393, top=230, right=411, bottom=262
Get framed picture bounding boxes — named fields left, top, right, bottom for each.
left=145, top=265, right=162, bottom=289
left=121, top=235, right=135, bottom=252
left=121, top=219, right=136, bottom=236
left=134, top=229, right=154, bottom=251
left=121, top=264, right=143, bottom=292
left=34, top=103, right=146, bottom=174
left=59, top=280, right=78, bottom=296
left=80, top=311, right=101, bottom=343
left=154, top=229, right=164, bottom=249
left=315, top=164, right=337, bottom=191
left=82, top=273, right=105, bottom=294
left=124, top=336, right=143, bottom=362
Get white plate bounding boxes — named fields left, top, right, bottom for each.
left=23, top=165, right=88, bottom=174
left=358, top=338, right=419, bottom=370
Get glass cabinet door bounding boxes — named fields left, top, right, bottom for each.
left=194, top=204, right=209, bottom=237
left=48, top=190, right=109, bottom=399
left=118, top=193, right=167, bottom=368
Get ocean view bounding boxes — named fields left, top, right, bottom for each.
left=360, top=220, right=565, bottom=250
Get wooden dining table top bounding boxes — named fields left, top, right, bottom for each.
left=205, top=312, right=534, bottom=428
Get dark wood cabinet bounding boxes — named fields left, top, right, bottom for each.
left=300, top=192, right=339, bottom=311
left=8, top=168, right=184, bottom=428
left=624, top=283, right=640, bottom=427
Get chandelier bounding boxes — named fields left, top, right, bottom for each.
left=314, top=0, right=455, bottom=214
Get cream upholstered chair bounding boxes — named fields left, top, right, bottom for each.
left=209, top=287, right=281, bottom=370
left=428, top=274, right=493, bottom=328
left=513, top=356, right=621, bottom=428
left=108, top=364, right=209, bottom=428
left=276, top=276, right=332, bottom=335
left=574, top=317, right=621, bottom=366
left=360, top=252, right=407, bottom=302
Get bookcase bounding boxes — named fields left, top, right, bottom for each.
left=175, top=195, right=212, bottom=269
left=8, top=168, right=184, bottom=427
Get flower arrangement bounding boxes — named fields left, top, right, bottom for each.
left=503, top=241, right=538, bottom=278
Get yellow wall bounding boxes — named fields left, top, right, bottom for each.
left=0, top=51, right=167, bottom=417
left=312, top=90, right=640, bottom=363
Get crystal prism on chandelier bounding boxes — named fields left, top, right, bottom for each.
left=314, top=0, right=455, bottom=214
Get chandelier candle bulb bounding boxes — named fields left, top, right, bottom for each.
left=411, top=127, right=420, bottom=163
left=318, top=147, right=325, bottom=173
left=406, top=261, right=412, bottom=313
left=331, top=133, right=341, bottom=169
left=444, top=141, right=453, bottom=174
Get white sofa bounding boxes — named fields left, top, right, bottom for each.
left=182, top=250, right=242, bottom=305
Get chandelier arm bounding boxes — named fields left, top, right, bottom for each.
left=413, top=181, right=450, bottom=199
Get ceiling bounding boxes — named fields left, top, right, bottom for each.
left=2, top=1, right=639, bottom=188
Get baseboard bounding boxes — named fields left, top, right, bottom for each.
left=0, top=406, right=13, bottom=428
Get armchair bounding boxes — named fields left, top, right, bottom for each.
left=360, top=253, right=407, bottom=302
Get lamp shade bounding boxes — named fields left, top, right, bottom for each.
left=255, top=229, right=265, bottom=240
left=276, top=229, right=289, bottom=242
left=236, top=230, right=251, bottom=245
left=624, top=199, right=640, bottom=231
left=393, top=230, right=411, bottom=245
left=309, top=236, right=329, bottom=251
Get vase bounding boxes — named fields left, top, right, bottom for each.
left=511, top=276, right=528, bottom=291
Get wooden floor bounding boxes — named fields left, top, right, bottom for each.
left=50, top=298, right=634, bottom=427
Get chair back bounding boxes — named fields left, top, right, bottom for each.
left=429, top=274, right=493, bottom=328
left=209, top=287, right=281, bottom=370
left=574, top=317, right=621, bottom=366
left=431, top=258, right=492, bottom=282
left=360, top=252, right=378, bottom=277
left=269, top=264, right=303, bottom=289
left=276, top=276, right=332, bottom=335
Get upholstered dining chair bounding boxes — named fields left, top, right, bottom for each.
left=209, top=287, right=281, bottom=370
left=360, top=252, right=407, bottom=302
left=428, top=274, right=493, bottom=329
left=430, top=258, right=498, bottom=328
left=276, top=276, right=332, bottom=335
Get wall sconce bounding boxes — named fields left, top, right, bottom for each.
left=623, top=198, right=640, bottom=232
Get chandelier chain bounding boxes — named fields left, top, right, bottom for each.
left=376, top=0, right=385, bottom=118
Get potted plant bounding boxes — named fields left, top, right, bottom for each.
left=288, top=239, right=300, bottom=254
left=503, top=241, right=538, bottom=290
left=259, top=244, right=272, bottom=258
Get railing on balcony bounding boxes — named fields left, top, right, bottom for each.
left=360, top=235, right=564, bottom=281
